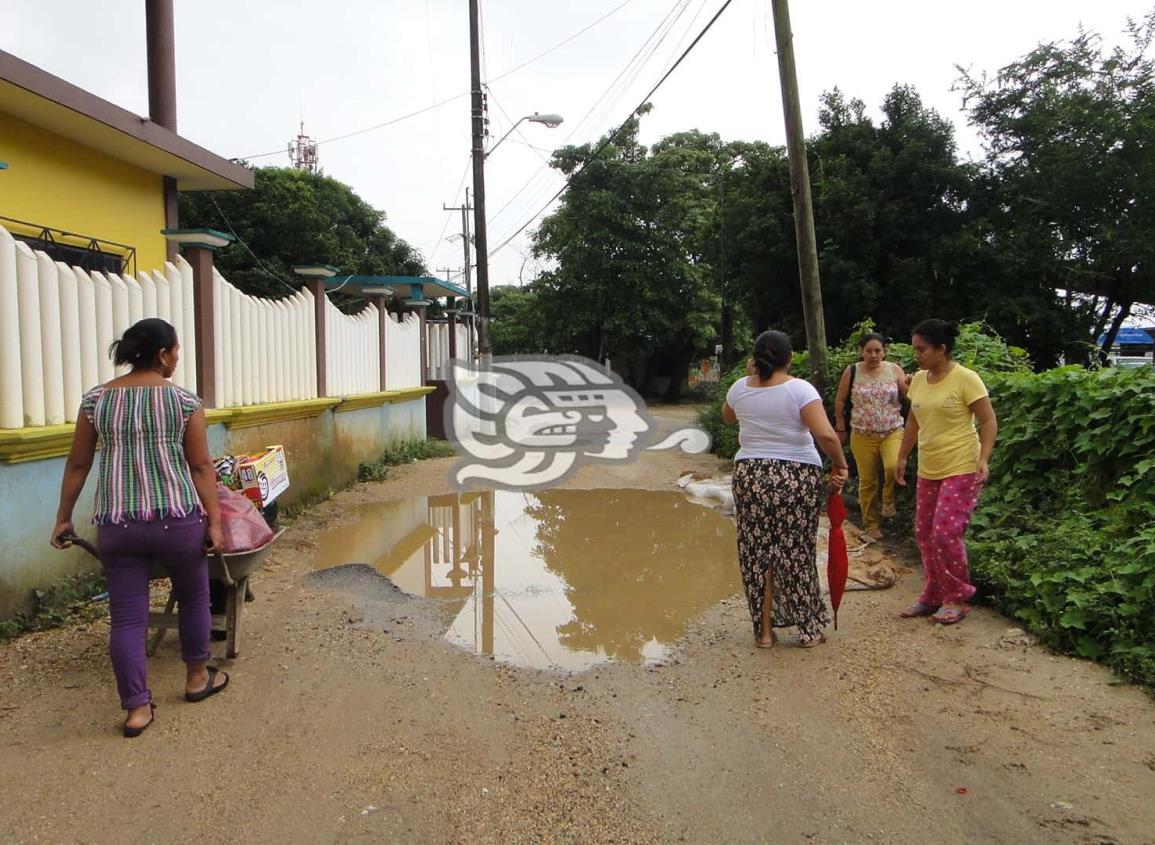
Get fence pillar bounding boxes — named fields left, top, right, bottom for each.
left=447, top=305, right=458, bottom=360
left=374, top=294, right=389, bottom=391
left=163, top=229, right=233, bottom=407
left=185, top=245, right=216, bottom=407
left=307, top=279, right=328, bottom=397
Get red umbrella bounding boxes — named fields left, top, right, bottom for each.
left=826, top=490, right=849, bottom=630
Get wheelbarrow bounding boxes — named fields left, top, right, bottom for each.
left=63, top=530, right=283, bottom=659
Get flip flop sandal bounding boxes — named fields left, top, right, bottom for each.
left=123, top=702, right=156, bottom=738
left=932, top=607, right=970, bottom=625
left=185, top=666, right=230, bottom=703
left=899, top=602, right=940, bottom=618
left=799, top=633, right=826, bottom=648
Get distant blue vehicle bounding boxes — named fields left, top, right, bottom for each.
left=1097, top=327, right=1154, bottom=347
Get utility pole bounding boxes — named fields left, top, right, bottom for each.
left=771, top=0, right=828, bottom=388
left=442, top=188, right=473, bottom=298
left=468, top=0, right=492, bottom=366
left=444, top=188, right=475, bottom=360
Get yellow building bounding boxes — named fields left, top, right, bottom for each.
left=0, top=48, right=252, bottom=274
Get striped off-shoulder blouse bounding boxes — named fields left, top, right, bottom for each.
left=79, top=385, right=205, bottom=525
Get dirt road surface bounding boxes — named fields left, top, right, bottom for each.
left=2, top=407, right=1153, bottom=844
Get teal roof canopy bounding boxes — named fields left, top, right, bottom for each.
left=323, top=275, right=468, bottom=300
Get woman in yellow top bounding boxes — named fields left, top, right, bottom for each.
left=895, top=319, right=998, bottom=625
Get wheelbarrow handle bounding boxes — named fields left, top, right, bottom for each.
left=59, top=533, right=100, bottom=559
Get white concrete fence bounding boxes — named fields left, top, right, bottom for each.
left=426, top=321, right=472, bottom=381
left=324, top=298, right=380, bottom=397
left=0, top=223, right=427, bottom=430
left=215, top=270, right=317, bottom=407
left=386, top=310, right=424, bottom=390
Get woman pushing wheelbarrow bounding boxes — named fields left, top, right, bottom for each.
left=50, top=319, right=230, bottom=738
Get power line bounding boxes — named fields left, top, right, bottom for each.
left=208, top=195, right=302, bottom=297
left=427, top=156, right=474, bottom=266
left=486, top=0, right=694, bottom=240
left=488, top=0, right=735, bottom=259
left=485, top=0, right=698, bottom=242
left=232, top=0, right=638, bottom=162
left=488, top=0, right=638, bottom=87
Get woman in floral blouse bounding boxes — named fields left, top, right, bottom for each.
left=834, top=333, right=909, bottom=540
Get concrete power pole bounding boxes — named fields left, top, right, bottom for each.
left=771, top=0, right=828, bottom=388
left=468, top=0, right=492, bottom=366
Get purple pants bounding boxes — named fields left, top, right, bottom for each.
left=915, top=474, right=983, bottom=607
left=96, top=515, right=210, bottom=709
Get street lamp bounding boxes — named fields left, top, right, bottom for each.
left=485, top=113, right=564, bottom=159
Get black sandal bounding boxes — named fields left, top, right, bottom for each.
left=123, top=702, right=156, bottom=738
left=185, top=666, right=230, bottom=703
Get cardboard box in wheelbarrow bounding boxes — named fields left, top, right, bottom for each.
left=235, top=445, right=290, bottom=509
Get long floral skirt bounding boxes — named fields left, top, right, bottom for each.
left=732, top=458, right=829, bottom=640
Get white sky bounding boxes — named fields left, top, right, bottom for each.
left=3, top=0, right=1149, bottom=287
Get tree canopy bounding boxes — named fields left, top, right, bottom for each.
left=958, top=12, right=1155, bottom=355
left=529, top=114, right=722, bottom=396
left=514, top=14, right=1155, bottom=378
left=179, top=166, right=425, bottom=300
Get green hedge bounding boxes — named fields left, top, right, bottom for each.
left=970, top=366, right=1155, bottom=685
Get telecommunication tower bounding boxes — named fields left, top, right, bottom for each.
left=288, top=122, right=319, bottom=172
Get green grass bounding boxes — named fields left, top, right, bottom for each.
left=357, top=438, right=457, bottom=482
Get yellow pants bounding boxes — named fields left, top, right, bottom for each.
left=850, top=429, right=903, bottom=533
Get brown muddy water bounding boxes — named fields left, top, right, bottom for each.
left=311, top=489, right=739, bottom=671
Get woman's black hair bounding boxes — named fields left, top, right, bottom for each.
left=109, top=318, right=178, bottom=369
left=912, top=318, right=959, bottom=354
left=752, top=330, right=792, bottom=379
left=858, top=332, right=887, bottom=349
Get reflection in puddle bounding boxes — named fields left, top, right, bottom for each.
left=312, top=490, right=739, bottom=671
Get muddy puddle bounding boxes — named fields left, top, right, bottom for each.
left=311, top=489, right=739, bottom=671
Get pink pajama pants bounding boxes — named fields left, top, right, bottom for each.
left=915, top=473, right=983, bottom=607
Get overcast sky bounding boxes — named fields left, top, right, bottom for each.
left=3, top=0, right=1149, bottom=288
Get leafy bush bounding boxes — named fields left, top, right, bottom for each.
left=969, top=366, right=1155, bottom=685
left=0, top=572, right=107, bottom=640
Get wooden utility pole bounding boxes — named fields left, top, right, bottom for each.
left=771, top=0, right=828, bottom=388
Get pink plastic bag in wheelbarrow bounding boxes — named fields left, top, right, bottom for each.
left=218, top=484, right=274, bottom=553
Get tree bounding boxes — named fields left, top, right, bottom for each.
left=712, top=140, right=806, bottom=356
left=809, top=86, right=979, bottom=341
left=491, top=285, right=548, bottom=355
left=179, top=166, right=425, bottom=301
left=958, top=13, right=1155, bottom=358
left=530, top=114, right=722, bottom=398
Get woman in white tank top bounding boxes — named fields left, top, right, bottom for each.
left=721, top=331, right=849, bottom=648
